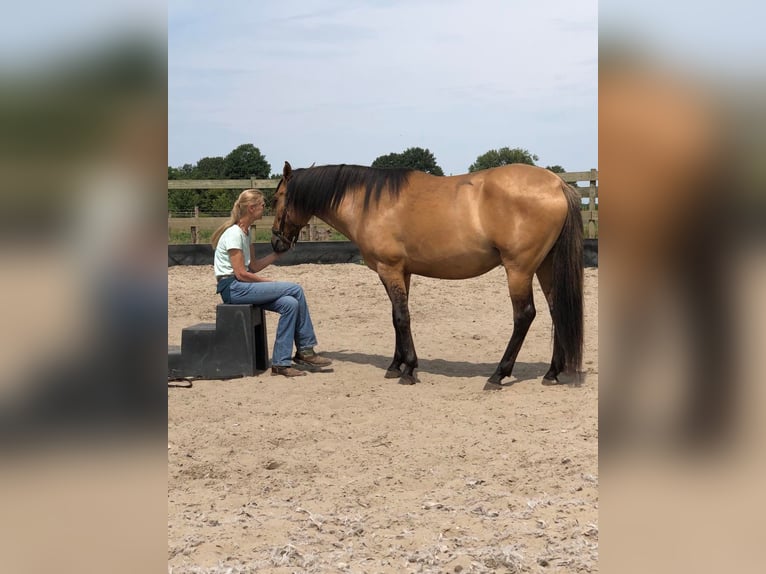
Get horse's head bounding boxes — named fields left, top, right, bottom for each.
left=271, top=161, right=310, bottom=253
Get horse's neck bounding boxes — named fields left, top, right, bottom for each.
left=314, top=206, right=357, bottom=243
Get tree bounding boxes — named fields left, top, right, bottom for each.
left=223, top=144, right=271, bottom=179
left=168, top=163, right=199, bottom=213
left=207, top=190, right=240, bottom=213
left=371, top=147, right=444, bottom=175
left=468, top=147, right=538, bottom=172
left=168, top=189, right=203, bottom=213
left=196, top=156, right=226, bottom=179
left=168, top=163, right=195, bottom=179
left=370, top=152, right=401, bottom=170
left=546, top=165, right=566, bottom=174
left=168, top=145, right=272, bottom=214
left=399, top=147, right=444, bottom=175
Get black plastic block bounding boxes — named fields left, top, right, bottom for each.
left=168, top=345, right=183, bottom=378
left=214, top=304, right=269, bottom=376
left=167, top=305, right=270, bottom=380
left=181, top=323, right=217, bottom=378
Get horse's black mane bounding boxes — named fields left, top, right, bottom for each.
left=285, top=164, right=412, bottom=214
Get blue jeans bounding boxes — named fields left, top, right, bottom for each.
left=228, top=281, right=318, bottom=367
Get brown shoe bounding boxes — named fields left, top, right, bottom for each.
left=271, top=366, right=307, bottom=377
left=293, top=350, right=333, bottom=368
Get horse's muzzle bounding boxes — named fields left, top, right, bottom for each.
left=271, top=231, right=294, bottom=253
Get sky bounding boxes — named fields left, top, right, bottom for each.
left=600, top=1, right=766, bottom=77
left=168, top=0, right=598, bottom=176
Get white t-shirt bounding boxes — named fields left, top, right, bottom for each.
left=214, top=225, right=249, bottom=277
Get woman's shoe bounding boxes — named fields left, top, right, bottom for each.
left=271, top=366, right=307, bottom=377
left=293, top=350, right=333, bottom=368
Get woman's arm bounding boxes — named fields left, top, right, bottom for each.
left=248, top=243, right=282, bottom=273
left=229, top=249, right=277, bottom=282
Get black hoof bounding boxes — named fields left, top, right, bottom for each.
left=399, top=373, right=418, bottom=385
left=487, top=373, right=504, bottom=385
left=483, top=380, right=505, bottom=391
left=542, top=373, right=560, bottom=386
left=384, top=368, right=402, bottom=379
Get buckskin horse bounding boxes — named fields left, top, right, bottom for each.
left=271, top=161, right=583, bottom=388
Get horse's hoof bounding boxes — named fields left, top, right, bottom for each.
left=384, top=369, right=402, bottom=379
left=398, top=373, right=418, bottom=385
left=542, top=374, right=559, bottom=386
left=483, top=380, right=504, bottom=391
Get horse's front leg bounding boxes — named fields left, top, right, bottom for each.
left=383, top=304, right=404, bottom=378
left=379, top=269, right=418, bottom=384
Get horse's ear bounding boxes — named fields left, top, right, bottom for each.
left=283, top=161, right=292, bottom=180
left=309, top=162, right=316, bottom=168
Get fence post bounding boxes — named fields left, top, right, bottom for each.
left=588, top=169, right=597, bottom=239
left=190, top=225, right=198, bottom=244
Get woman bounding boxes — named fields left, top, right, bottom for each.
left=211, top=189, right=331, bottom=378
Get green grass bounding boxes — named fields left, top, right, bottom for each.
left=169, top=228, right=213, bottom=244
left=168, top=227, right=348, bottom=244
left=328, top=230, right=348, bottom=241
left=253, top=228, right=272, bottom=242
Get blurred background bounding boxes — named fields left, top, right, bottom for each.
left=0, top=2, right=166, bottom=572
left=600, top=1, right=765, bottom=572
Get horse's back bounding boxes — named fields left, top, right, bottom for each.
left=479, top=163, right=567, bottom=204
left=407, top=164, right=567, bottom=210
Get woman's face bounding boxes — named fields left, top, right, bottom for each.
left=249, top=199, right=265, bottom=220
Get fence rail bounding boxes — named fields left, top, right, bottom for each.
left=168, top=169, right=598, bottom=241
left=167, top=178, right=277, bottom=190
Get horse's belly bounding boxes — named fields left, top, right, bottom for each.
left=408, top=251, right=500, bottom=279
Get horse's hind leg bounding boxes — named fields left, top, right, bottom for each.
left=536, top=252, right=565, bottom=382
left=487, top=268, right=536, bottom=387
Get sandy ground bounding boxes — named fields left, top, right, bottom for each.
left=168, top=262, right=598, bottom=573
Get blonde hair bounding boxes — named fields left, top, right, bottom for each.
left=211, top=189, right=264, bottom=248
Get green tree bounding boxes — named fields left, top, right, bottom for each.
left=371, top=147, right=444, bottom=175
left=168, top=146, right=272, bottom=214
left=468, top=147, right=539, bottom=172
left=400, top=147, right=444, bottom=175
left=167, top=189, right=203, bottom=213
left=223, top=144, right=271, bottom=179
left=168, top=162, right=202, bottom=213
left=196, top=156, right=226, bottom=179
left=207, top=190, right=240, bottom=213
left=168, top=163, right=195, bottom=178
left=370, top=152, right=401, bottom=169
left=546, top=165, right=566, bottom=174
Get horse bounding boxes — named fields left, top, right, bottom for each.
left=271, top=161, right=584, bottom=388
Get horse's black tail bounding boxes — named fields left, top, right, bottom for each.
left=551, top=182, right=584, bottom=373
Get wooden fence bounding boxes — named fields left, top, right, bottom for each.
left=168, top=169, right=598, bottom=242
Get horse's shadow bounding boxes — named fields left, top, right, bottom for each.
left=322, top=350, right=556, bottom=385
